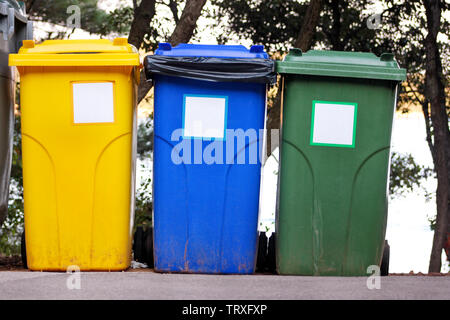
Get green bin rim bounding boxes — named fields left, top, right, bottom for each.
left=276, top=49, right=406, bottom=82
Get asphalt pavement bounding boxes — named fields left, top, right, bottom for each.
left=0, top=270, right=449, bottom=300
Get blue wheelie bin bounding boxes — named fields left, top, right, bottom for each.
left=144, top=43, right=275, bottom=274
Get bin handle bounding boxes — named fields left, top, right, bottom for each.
left=380, top=53, right=394, bottom=62
left=133, top=63, right=143, bottom=84
left=289, top=48, right=303, bottom=56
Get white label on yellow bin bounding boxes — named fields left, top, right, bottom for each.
left=73, top=82, right=114, bottom=124
left=310, top=100, right=358, bottom=148
left=183, top=95, right=228, bottom=140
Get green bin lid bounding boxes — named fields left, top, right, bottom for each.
left=276, top=49, right=406, bottom=82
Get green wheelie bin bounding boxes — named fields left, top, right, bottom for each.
left=0, top=0, right=32, bottom=226
left=275, top=49, right=406, bottom=276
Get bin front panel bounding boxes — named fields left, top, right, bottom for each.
left=20, top=66, right=136, bottom=271
left=153, top=74, right=266, bottom=274
left=277, top=75, right=397, bottom=276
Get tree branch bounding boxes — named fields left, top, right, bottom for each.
left=294, top=0, right=323, bottom=51
left=168, top=0, right=207, bottom=46
left=168, top=0, right=180, bottom=24
left=421, top=99, right=436, bottom=164
left=406, top=79, right=425, bottom=106
left=128, top=0, right=157, bottom=49
left=24, top=0, right=37, bottom=14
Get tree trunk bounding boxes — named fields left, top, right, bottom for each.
left=329, top=0, right=343, bottom=51
left=168, top=0, right=207, bottom=46
left=135, top=0, right=207, bottom=103
left=127, top=0, right=157, bottom=104
left=423, top=0, right=450, bottom=273
left=128, top=0, right=157, bottom=49
left=294, top=0, right=323, bottom=50
left=266, top=0, right=323, bottom=156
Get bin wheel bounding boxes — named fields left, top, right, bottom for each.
left=256, top=232, right=268, bottom=272
left=21, top=230, right=27, bottom=269
left=133, top=226, right=144, bottom=263
left=381, top=240, right=390, bottom=276
left=143, top=226, right=154, bottom=268
left=267, top=232, right=276, bottom=274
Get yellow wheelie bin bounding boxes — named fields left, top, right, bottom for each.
left=9, top=38, right=140, bottom=271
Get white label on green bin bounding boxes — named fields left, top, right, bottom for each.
left=183, top=95, right=228, bottom=140
left=73, top=82, right=115, bottom=124
left=310, top=100, right=357, bottom=148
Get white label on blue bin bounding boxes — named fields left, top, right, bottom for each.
left=183, top=95, right=227, bottom=139
left=310, top=101, right=357, bottom=148
left=73, top=82, right=115, bottom=124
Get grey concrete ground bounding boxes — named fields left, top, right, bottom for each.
left=0, top=270, right=449, bottom=300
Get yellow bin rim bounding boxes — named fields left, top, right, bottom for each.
left=9, top=38, right=141, bottom=67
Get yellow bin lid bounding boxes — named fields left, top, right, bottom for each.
left=9, top=38, right=140, bottom=67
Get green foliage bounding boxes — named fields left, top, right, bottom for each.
left=26, top=0, right=189, bottom=50
left=0, top=115, right=23, bottom=255
left=389, top=152, right=433, bottom=199
left=96, top=6, right=134, bottom=36
left=373, top=1, right=449, bottom=112
left=209, top=0, right=380, bottom=54
left=427, top=215, right=436, bottom=231
left=140, top=1, right=187, bottom=52
left=134, top=168, right=152, bottom=228
left=26, top=0, right=134, bottom=38
left=29, top=0, right=106, bottom=32
left=0, top=194, right=24, bottom=256
left=208, top=0, right=306, bottom=52
left=134, top=117, right=154, bottom=228
left=137, top=116, right=154, bottom=160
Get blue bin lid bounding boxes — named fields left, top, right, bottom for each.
left=154, top=43, right=269, bottom=59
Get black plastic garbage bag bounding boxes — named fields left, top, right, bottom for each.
left=144, top=55, right=277, bottom=85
